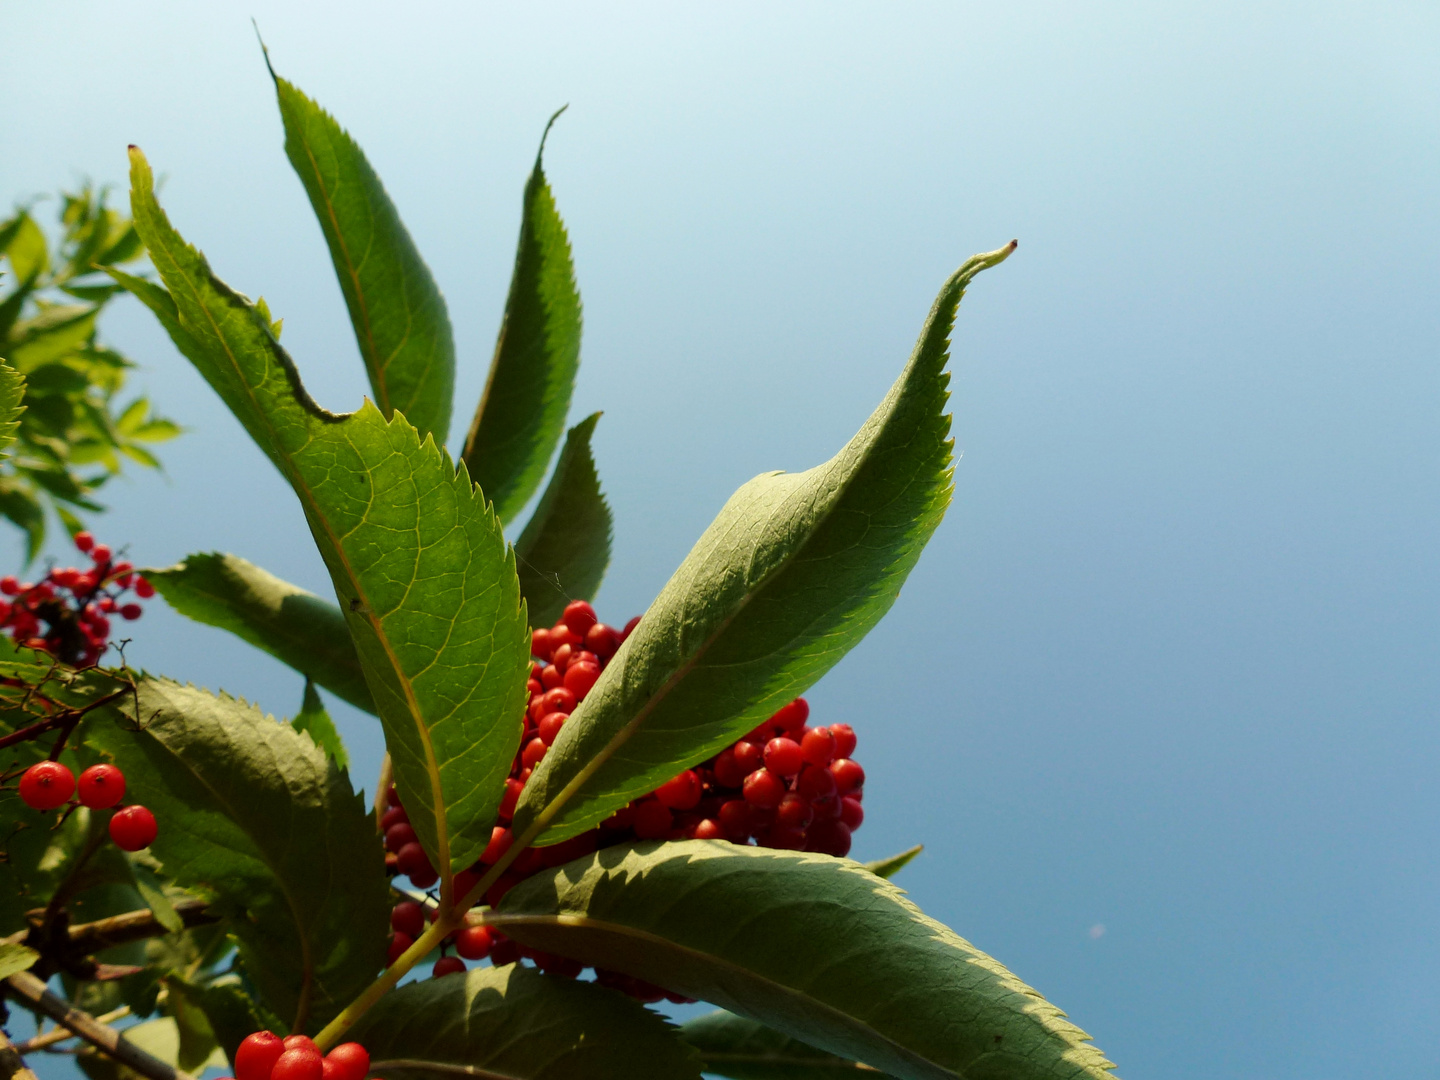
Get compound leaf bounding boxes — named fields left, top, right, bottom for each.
left=145, top=552, right=372, bottom=714
left=461, top=112, right=582, bottom=525
left=514, top=245, right=1015, bottom=843
left=270, top=63, right=455, bottom=443
left=117, top=148, right=531, bottom=878
left=84, top=678, right=390, bottom=1035
left=515, top=412, right=612, bottom=628
left=681, top=1010, right=899, bottom=1080
left=494, top=841, right=1114, bottom=1080
left=347, top=963, right=701, bottom=1080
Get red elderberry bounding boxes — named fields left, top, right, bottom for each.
left=540, top=687, right=576, bottom=715
left=807, top=819, right=852, bottom=858
left=433, top=956, right=467, bottom=978
left=770, top=697, right=809, bottom=732
left=830, top=723, right=857, bottom=758
left=800, top=727, right=836, bottom=767
left=776, top=792, right=813, bottom=829
left=454, top=924, right=494, bottom=960
left=841, top=796, right=865, bottom=829
left=391, top=900, right=425, bottom=939
left=632, top=799, right=673, bottom=839
left=134, top=577, right=156, bottom=599
left=481, top=826, right=513, bottom=865
left=742, top=769, right=784, bottom=809
left=283, top=1036, right=319, bottom=1054
left=90, top=544, right=112, bottom=564
left=77, top=764, right=126, bottom=809
left=763, top=737, right=803, bottom=777
left=797, top=763, right=837, bottom=801
left=109, top=805, right=157, bottom=851
left=732, top=739, right=763, bottom=774
left=73, top=531, right=94, bottom=553
left=693, top=818, right=725, bottom=840
left=380, top=805, right=408, bottom=831
left=538, top=711, right=566, bottom=745
left=235, top=1032, right=285, bottom=1080
left=385, top=823, right=418, bottom=853
left=322, top=1044, right=369, bottom=1080
left=764, top=825, right=808, bottom=850
left=830, top=758, right=865, bottom=795
left=271, top=1048, right=323, bottom=1080
left=653, top=769, right=702, bottom=810
left=718, top=799, right=750, bottom=837
left=119, top=603, right=142, bottom=621
left=531, top=627, right=553, bottom=659
left=563, top=660, right=601, bottom=699
left=386, top=932, right=414, bottom=965
left=712, top=747, right=745, bottom=788
left=585, top=623, right=618, bottom=658
left=19, top=761, right=75, bottom=810
left=522, top=737, right=547, bottom=769
left=562, top=600, right=598, bottom=637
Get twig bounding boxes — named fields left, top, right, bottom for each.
left=0, top=1028, right=39, bottom=1080
left=3, top=971, right=197, bottom=1080
left=65, top=899, right=216, bottom=952
left=14, top=1007, right=130, bottom=1053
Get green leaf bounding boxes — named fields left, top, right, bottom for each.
left=515, top=412, right=612, bottom=629
left=194, top=978, right=284, bottom=1067
left=346, top=963, right=701, bottom=1080
left=7, top=306, right=97, bottom=371
left=0, top=942, right=39, bottom=979
left=117, top=148, right=531, bottom=877
left=461, top=111, right=582, bottom=525
left=681, top=1010, right=900, bottom=1080
left=495, top=841, right=1114, bottom=1080
left=84, top=677, right=391, bottom=1034
left=77, top=1017, right=228, bottom=1080
left=865, top=845, right=923, bottom=880
left=144, top=552, right=374, bottom=714
left=268, top=61, right=455, bottom=443
left=514, top=245, right=1016, bottom=843
left=3, top=212, right=49, bottom=282
left=0, top=359, right=25, bottom=456
left=0, top=478, right=46, bottom=561
left=129, top=858, right=185, bottom=933
left=164, top=976, right=224, bottom=1072
left=292, top=678, right=349, bottom=768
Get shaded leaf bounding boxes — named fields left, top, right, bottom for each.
left=864, top=845, right=923, bottom=881
left=462, top=112, right=582, bottom=525
left=514, top=412, right=612, bottom=628
left=193, top=978, right=284, bottom=1066
left=269, top=61, right=455, bottom=443
left=347, top=963, right=701, bottom=1080
left=144, top=552, right=373, bottom=714
left=292, top=678, right=349, bottom=768
left=682, top=1010, right=898, bottom=1080
left=85, top=678, right=391, bottom=1034
left=495, top=840, right=1113, bottom=1080
left=77, top=1017, right=227, bottom=1080
left=514, top=246, right=1015, bottom=843
left=0, top=942, right=39, bottom=978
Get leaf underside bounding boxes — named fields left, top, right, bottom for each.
left=514, top=411, right=613, bottom=629
left=346, top=963, right=702, bottom=1080
left=495, top=841, right=1114, bottom=1080
left=270, top=66, right=455, bottom=444
left=117, top=148, right=531, bottom=876
left=514, top=244, right=1015, bottom=844
left=462, top=113, right=582, bottom=526
left=145, top=551, right=373, bottom=714
left=682, top=1009, right=900, bottom=1080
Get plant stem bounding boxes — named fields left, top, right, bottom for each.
left=0, top=1029, right=39, bottom=1080
left=2, top=971, right=197, bottom=1080
left=15, top=1007, right=130, bottom=1053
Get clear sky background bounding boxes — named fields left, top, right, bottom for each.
left=4, top=3, right=1439, bottom=1077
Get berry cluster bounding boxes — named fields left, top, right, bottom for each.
left=0, top=531, right=152, bottom=667
left=381, top=599, right=867, bottom=989
left=16, top=760, right=157, bottom=851
left=233, top=1032, right=372, bottom=1080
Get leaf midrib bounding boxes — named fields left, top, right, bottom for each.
left=484, top=913, right=952, bottom=1080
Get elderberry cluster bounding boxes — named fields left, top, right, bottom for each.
left=16, top=760, right=157, bottom=851
left=233, top=1032, right=372, bottom=1080
left=0, top=531, right=153, bottom=667
left=381, top=600, right=868, bottom=988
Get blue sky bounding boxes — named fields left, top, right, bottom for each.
left=4, top=3, right=1439, bottom=1077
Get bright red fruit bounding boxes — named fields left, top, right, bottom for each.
left=585, top=623, right=618, bottom=658
left=563, top=660, right=601, bottom=699
left=433, top=956, right=466, bottom=978
left=531, top=627, right=553, bottom=659
left=732, top=740, right=762, bottom=774
left=829, top=723, right=857, bottom=758
left=797, top=763, right=837, bottom=801
left=540, top=687, right=576, bottom=715
left=119, top=603, right=142, bottom=620
left=712, top=747, right=745, bottom=788
left=235, top=1031, right=285, bottom=1080
left=109, top=805, right=157, bottom=851
left=481, top=826, right=513, bottom=865
left=538, top=711, right=566, bottom=745
left=283, top=1036, right=318, bottom=1054
left=271, top=1048, right=323, bottom=1080
left=742, top=769, right=784, bottom=809
left=841, top=796, right=865, bottom=829
left=770, top=697, right=809, bottom=732
left=73, top=531, right=94, bottom=553
left=653, top=769, right=701, bottom=810
left=763, top=737, right=803, bottom=777
left=134, top=576, right=156, bottom=599
left=323, top=1044, right=369, bottom=1080
left=522, top=737, right=547, bottom=768
left=19, top=761, right=75, bottom=810
left=693, top=818, right=725, bottom=840
left=387, top=932, right=414, bottom=965
left=562, top=600, right=598, bottom=637
left=800, top=727, right=836, bottom=767
left=90, top=544, right=112, bottom=564
left=776, top=792, right=813, bottom=829
left=830, top=758, right=865, bottom=795
left=391, top=900, right=425, bottom=939
left=454, top=925, right=493, bottom=960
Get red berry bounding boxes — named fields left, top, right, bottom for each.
left=548, top=623, right=580, bottom=650
left=776, top=792, right=813, bottom=829
left=653, top=769, right=702, bottom=810
left=531, top=627, right=553, bottom=660
left=90, top=544, right=112, bottom=564
left=454, top=924, right=493, bottom=960
left=800, top=727, right=836, bottom=767
left=391, top=900, right=425, bottom=939
left=551, top=643, right=573, bottom=671
left=538, top=711, right=566, bottom=746
left=235, top=1032, right=285, bottom=1080
left=271, top=1048, right=323, bottom=1080
left=380, top=805, right=409, bottom=830
left=829, top=723, right=857, bottom=758
left=134, top=576, right=155, bottom=599
left=73, top=531, right=94, bottom=553
left=540, top=687, right=576, bottom=715
left=432, top=956, right=466, bottom=978
left=283, top=1037, right=318, bottom=1054
left=763, top=825, right=808, bottom=850
left=384, top=823, right=418, bottom=853
left=770, top=698, right=809, bottom=732
left=621, top=615, right=641, bottom=640
left=387, top=932, right=414, bottom=965
left=807, top=819, right=853, bottom=857
left=692, top=818, right=725, bottom=840
left=322, top=1044, right=369, bottom=1080
left=119, top=603, right=142, bottom=621
left=77, top=764, right=125, bottom=809
left=112, top=561, right=133, bottom=577
left=830, top=758, right=865, bottom=795
left=763, top=738, right=803, bottom=777
left=539, top=664, right=563, bottom=690
left=632, top=800, right=673, bottom=839
left=561, top=600, right=598, bottom=637
left=396, top=842, right=434, bottom=880
left=811, top=793, right=842, bottom=821
left=109, top=805, right=157, bottom=851
left=718, top=799, right=751, bottom=838
left=522, top=737, right=547, bottom=769
left=742, top=769, right=784, bottom=809
left=841, top=796, right=865, bottom=830
left=481, top=826, right=513, bottom=865
left=563, top=661, right=601, bottom=699
left=732, top=740, right=763, bottom=774
left=498, top=779, right=523, bottom=821
left=0, top=576, right=18, bottom=595
left=712, top=747, right=746, bottom=788
left=585, top=623, right=618, bottom=659
left=19, top=761, right=75, bottom=810
left=797, top=763, right=837, bottom=801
